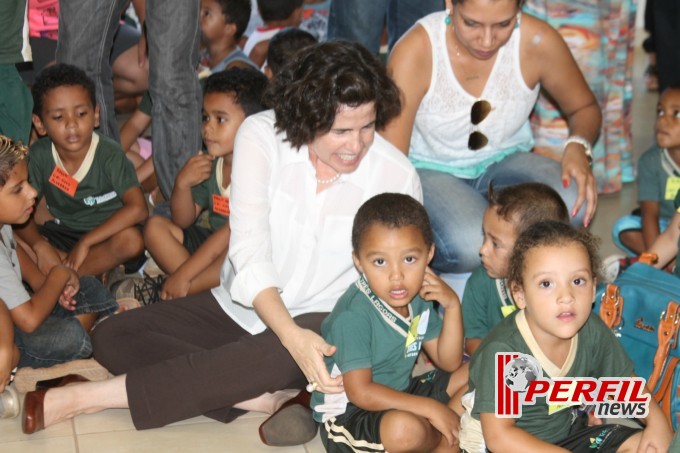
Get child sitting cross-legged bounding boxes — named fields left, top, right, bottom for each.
left=458, top=221, right=673, bottom=453
left=312, top=193, right=464, bottom=452
left=0, top=135, right=117, bottom=385
left=463, top=183, right=569, bottom=356
left=20, top=64, right=148, bottom=277
left=611, top=85, right=680, bottom=256
left=144, top=68, right=268, bottom=300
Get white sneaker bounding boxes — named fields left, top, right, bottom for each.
left=601, top=254, right=625, bottom=283
left=0, top=386, right=20, bottom=418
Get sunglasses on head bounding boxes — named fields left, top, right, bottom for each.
left=468, top=100, right=492, bottom=151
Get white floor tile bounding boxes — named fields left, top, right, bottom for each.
left=76, top=413, right=309, bottom=453
left=0, top=435, right=76, bottom=453
left=0, top=414, right=73, bottom=443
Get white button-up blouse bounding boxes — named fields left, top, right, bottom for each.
left=212, top=110, right=423, bottom=334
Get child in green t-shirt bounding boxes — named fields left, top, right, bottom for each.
left=460, top=221, right=672, bottom=452
left=463, top=183, right=569, bottom=356
left=312, top=193, right=464, bottom=452
left=21, top=64, right=147, bottom=277
left=144, top=68, right=268, bottom=300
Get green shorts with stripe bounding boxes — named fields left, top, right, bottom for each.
left=320, top=370, right=451, bottom=452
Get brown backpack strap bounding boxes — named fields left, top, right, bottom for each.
left=599, top=284, right=622, bottom=330
left=652, top=356, right=679, bottom=429
left=639, top=252, right=659, bottom=265
left=649, top=302, right=680, bottom=390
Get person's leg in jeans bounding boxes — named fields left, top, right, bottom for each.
left=418, top=169, right=487, bottom=274
left=146, top=0, right=203, bottom=199
left=327, top=0, right=388, bottom=54
left=57, top=0, right=128, bottom=141
left=474, top=152, right=582, bottom=224
left=93, top=291, right=324, bottom=428
left=14, top=276, right=119, bottom=368
left=14, top=317, right=92, bottom=368
left=387, top=0, right=444, bottom=51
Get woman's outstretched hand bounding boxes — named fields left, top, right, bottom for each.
left=282, top=326, right=344, bottom=394
left=561, top=143, right=598, bottom=227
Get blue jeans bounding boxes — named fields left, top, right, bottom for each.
left=419, top=152, right=582, bottom=273
left=56, top=0, right=129, bottom=141
left=57, top=0, right=202, bottom=198
left=14, top=276, right=119, bottom=368
left=328, top=0, right=444, bottom=53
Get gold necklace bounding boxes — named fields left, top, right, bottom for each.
left=450, top=27, right=480, bottom=81
left=453, top=44, right=480, bottom=81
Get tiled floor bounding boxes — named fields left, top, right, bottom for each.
left=0, top=35, right=660, bottom=453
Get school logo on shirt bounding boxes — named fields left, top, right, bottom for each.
left=83, top=191, right=117, bottom=206
left=495, top=353, right=650, bottom=419
left=404, top=310, right=430, bottom=358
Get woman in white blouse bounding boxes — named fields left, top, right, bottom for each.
left=22, top=41, right=422, bottom=435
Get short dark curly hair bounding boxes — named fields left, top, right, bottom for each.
left=257, top=0, right=303, bottom=22
left=213, top=0, right=251, bottom=41
left=352, top=193, right=432, bottom=254
left=487, top=183, right=569, bottom=236
left=507, top=221, right=601, bottom=292
left=265, top=40, right=401, bottom=149
left=32, top=63, right=96, bottom=118
left=204, top=68, right=268, bottom=117
left=266, top=28, right=317, bottom=77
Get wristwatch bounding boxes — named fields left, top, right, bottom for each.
left=564, top=135, right=593, bottom=167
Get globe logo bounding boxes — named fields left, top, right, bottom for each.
left=503, top=354, right=542, bottom=393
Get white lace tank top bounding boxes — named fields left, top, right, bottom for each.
left=409, top=12, right=540, bottom=178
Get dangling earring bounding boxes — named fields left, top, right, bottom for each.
left=445, top=9, right=451, bottom=25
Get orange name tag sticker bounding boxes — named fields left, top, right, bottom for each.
left=49, top=166, right=78, bottom=197
left=212, top=194, right=230, bottom=216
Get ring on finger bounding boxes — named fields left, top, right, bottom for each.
left=306, top=381, right=318, bottom=393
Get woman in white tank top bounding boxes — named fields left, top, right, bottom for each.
left=384, top=0, right=600, bottom=273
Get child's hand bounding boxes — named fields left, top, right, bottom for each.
left=64, top=242, right=90, bottom=271
left=419, top=267, right=461, bottom=310
left=58, top=269, right=80, bottom=311
left=638, top=420, right=673, bottom=452
left=425, top=399, right=460, bottom=448
left=160, top=273, right=191, bottom=301
left=176, top=152, right=214, bottom=189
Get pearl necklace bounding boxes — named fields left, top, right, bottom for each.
left=316, top=173, right=341, bottom=185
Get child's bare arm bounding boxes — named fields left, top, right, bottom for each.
left=0, top=299, right=18, bottom=392
left=344, top=368, right=459, bottom=447
left=161, top=225, right=230, bottom=299
left=13, top=219, right=62, bottom=274
left=635, top=383, right=673, bottom=451
left=65, top=186, right=148, bottom=271
left=648, top=211, right=680, bottom=268
left=9, top=265, right=78, bottom=333
left=119, top=109, right=152, bottom=153
left=15, top=242, right=46, bottom=291
left=480, top=414, right=568, bottom=453
left=170, top=153, right=213, bottom=228
left=420, top=267, right=464, bottom=371
left=640, top=201, right=662, bottom=250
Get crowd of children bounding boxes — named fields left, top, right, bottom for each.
left=0, top=0, right=679, bottom=451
